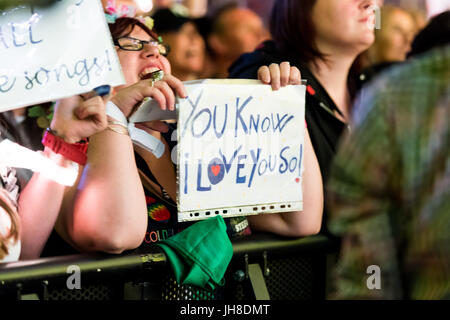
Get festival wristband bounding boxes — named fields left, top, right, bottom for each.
left=41, top=129, right=88, bottom=165
left=106, top=101, right=165, bottom=158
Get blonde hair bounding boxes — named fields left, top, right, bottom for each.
left=368, top=5, right=415, bottom=64
left=0, top=193, right=20, bottom=260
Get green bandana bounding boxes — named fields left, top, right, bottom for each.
left=156, top=216, right=233, bottom=291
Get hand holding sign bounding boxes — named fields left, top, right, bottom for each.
left=258, top=62, right=302, bottom=90
left=112, top=73, right=187, bottom=117
left=51, top=90, right=109, bottom=144
left=175, top=80, right=306, bottom=222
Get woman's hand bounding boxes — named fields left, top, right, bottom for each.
left=111, top=74, right=187, bottom=117
left=51, top=94, right=108, bottom=144
left=258, top=62, right=302, bottom=91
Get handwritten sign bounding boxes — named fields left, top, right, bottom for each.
left=0, top=0, right=124, bottom=111
left=175, top=79, right=306, bottom=222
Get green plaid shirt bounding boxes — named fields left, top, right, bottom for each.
left=327, top=45, right=450, bottom=299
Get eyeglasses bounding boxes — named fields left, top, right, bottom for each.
left=114, top=37, right=170, bottom=56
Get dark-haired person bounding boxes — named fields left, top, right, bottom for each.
left=229, top=0, right=376, bottom=235
left=42, top=17, right=234, bottom=256
left=45, top=13, right=313, bottom=258
left=42, top=17, right=184, bottom=257
left=108, top=17, right=324, bottom=240
left=151, top=8, right=206, bottom=81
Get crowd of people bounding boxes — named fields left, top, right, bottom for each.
left=0, top=0, right=449, bottom=299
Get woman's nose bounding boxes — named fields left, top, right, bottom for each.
left=140, top=43, right=160, bottom=59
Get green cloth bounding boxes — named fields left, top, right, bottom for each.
left=156, top=216, right=233, bottom=291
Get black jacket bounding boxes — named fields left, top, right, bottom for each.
left=229, top=41, right=349, bottom=233
left=229, top=40, right=348, bottom=186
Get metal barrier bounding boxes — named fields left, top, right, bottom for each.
left=0, top=234, right=339, bottom=300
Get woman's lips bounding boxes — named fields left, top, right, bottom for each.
left=359, top=16, right=370, bottom=23
left=359, top=11, right=375, bottom=24
left=139, top=66, right=161, bottom=80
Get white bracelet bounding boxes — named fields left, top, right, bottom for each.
left=105, top=101, right=165, bottom=159
left=106, top=101, right=128, bottom=125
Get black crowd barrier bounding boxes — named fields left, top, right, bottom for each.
left=0, top=234, right=340, bottom=300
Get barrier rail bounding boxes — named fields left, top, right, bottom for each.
left=0, top=234, right=339, bottom=300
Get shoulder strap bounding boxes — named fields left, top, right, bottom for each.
left=138, top=168, right=177, bottom=209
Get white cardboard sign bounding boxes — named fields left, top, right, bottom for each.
left=0, top=0, right=124, bottom=111
left=174, top=79, right=306, bottom=222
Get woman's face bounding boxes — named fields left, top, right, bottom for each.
left=312, top=0, right=376, bottom=55
left=376, top=9, right=416, bottom=62
left=162, top=22, right=205, bottom=77
left=116, top=25, right=171, bottom=87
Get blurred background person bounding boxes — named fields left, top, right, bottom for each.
left=356, top=5, right=417, bottom=89
left=206, top=3, right=270, bottom=78
left=327, top=44, right=450, bottom=299
left=406, top=6, right=428, bottom=32
left=364, top=5, right=416, bottom=68
left=153, top=0, right=173, bottom=9
left=184, top=0, right=208, bottom=17
left=152, top=8, right=206, bottom=81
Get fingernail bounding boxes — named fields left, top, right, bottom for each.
left=93, top=85, right=111, bottom=97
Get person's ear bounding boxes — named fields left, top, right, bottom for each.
left=208, top=34, right=228, bottom=56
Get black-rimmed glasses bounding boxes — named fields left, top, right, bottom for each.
left=114, top=37, right=170, bottom=56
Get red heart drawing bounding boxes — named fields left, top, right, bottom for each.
left=295, top=178, right=300, bottom=183
left=211, top=165, right=221, bottom=176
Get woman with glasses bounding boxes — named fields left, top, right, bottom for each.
left=44, top=16, right=244, bottom=257
left=42, top=13, right=309, bottom=257
left=107, top=17, right=254, bottom=243
left=42, top=18, right=184, bottom=256
left=104, top=16, right=323, bottom=241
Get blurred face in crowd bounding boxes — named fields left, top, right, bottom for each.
left=312, top=0, right=376, bottom=55
left=115, top=25, right=171, bottom=87
left=212, top=8, right=268, bottom=60
left=374, top=7, right=416, bottom=62
left=161, top=22, right=205, bottom=79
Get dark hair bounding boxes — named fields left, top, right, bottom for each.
left=108, top=17, right=159, bottom=41
left=269, top=0, right=324, bottom=65
left=151, top=8, right=190, bottom=34
left=408, top=11, right=450, bottom=58
left=0, top=112, right=20, bottom=143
